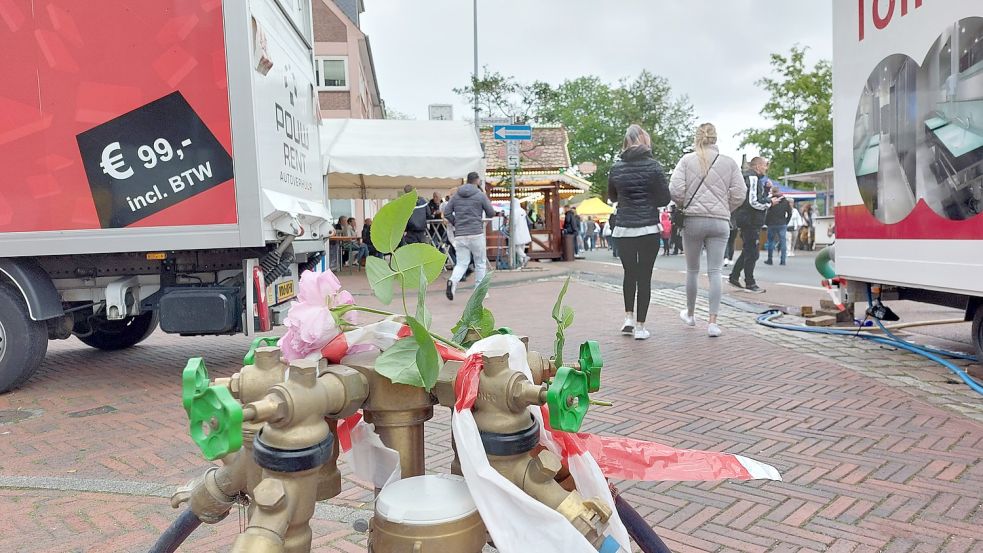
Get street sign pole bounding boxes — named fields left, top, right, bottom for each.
left=508, top=167, right=517, bottom=269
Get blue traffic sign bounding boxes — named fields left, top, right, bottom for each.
left=493, top=125, right=532, bottom=141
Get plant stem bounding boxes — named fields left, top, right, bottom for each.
left=334, top=305, right=465, bottom=351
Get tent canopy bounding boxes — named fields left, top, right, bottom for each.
left=576, top=197, right=614, bottom=216
left=321, top=119, right=485, bottom=199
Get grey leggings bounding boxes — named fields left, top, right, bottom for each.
left=681, top=217, right=730, bottom=316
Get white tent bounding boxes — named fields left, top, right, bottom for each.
left=320, top=119, right=485, bottom=199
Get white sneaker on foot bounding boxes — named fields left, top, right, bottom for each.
left=634, top=326, right=651, bottom=340
left=620, top=316, right=635, bottom=335
left=679, top=309, right=695, bottom=327
left=707, top=323, right=722, bottom=337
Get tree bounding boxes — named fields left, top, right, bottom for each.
left=738, top=46, right=833, bottom=180
left=457, top=70, right=695, bottom=198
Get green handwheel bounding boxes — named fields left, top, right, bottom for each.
left=546, top=366, right=590, bottom=433
left=578, top=340, right=603, bottom=393
left=187, top=385, right=243, bottom=461
left=243, top=336, right=281, bottom=366
left=182, top=357, right=210, bottom=415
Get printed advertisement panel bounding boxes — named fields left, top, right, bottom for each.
left=834, top=0, right=983, bottom=240
left=0, top=0, right=236, bottom=233
left=250, top=0, right=323, bottom=210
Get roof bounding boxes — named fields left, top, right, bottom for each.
left=785, top=168, right=834, bottom=185
left=321, top=119, right=484, bottom=199
left=480, top=126, right=572, bottom=173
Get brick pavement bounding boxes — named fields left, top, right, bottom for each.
left=1, top=275, right=981, bottom=552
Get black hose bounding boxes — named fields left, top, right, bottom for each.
left=148, top=509, right=202, bottom=553
left=614, top=494, right=672, bottom=553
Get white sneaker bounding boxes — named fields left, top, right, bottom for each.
left=620, top=316, right=635, bottom=335
left=707, top=323, right=722, bottom=337
left=634, top=326, right=651, bottom=340
left=679, top=309, right=695, bottom=327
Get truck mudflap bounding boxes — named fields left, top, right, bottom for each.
left=0, top=258, right=63, bottom=322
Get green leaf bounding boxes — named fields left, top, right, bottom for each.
left=375, top=338, right=424, bottom=387
left=375, top=317, right=442, bottom=391
left=370, top=191, right=417, bottom=254
left=552, top=277, right=571, bottom=322
left=407, top=316, right=441, bottom=390
left=452, top=272, right=494, bottom=344
left=366, top=256, right=397, bottom=305
left=416, top=269, right=431, bottom=329
left=393, top=243, right=447, bottom=290
left=552, top=277, right=573, bottom=367
left=477, top=308, right=496, bottom=337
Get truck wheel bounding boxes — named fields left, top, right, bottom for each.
left=77, top=312, right=159, bottom=351
left=0, top=285, right=48, bottom=393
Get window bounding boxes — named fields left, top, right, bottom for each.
left=315, top=57, right=348, bottom=90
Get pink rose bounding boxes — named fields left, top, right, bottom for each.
left=279, top=270, right=355, bottom=362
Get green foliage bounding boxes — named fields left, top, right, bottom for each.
left=451, top=273, right=495, bottom=346
left=458, top=70, right=696, bottom=199
left=416, top=270, right=431, bottom=328
left=738, top=45, right=833, bottom=178
left=393, top=243, right=447, bottom=290
left=366, top=256, right=396, bottom=305
left=375, top=317, right=441, bottom=390
left=551, top=277, right=574, bottom=367
left=370, top=191, right=417, bottom=254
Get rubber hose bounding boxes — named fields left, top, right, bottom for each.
left=756, top=311, right=983, bottom=396
left=613, top=494, right=672, bottom=553
left=148, top=509, right=202, bottom=553
left=815, top=245, right=836, bottom=280
left=864, top=286, right=979, bottom=362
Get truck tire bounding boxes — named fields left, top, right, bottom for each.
left=77, top=312, right=159, bottom=351
left=0, top=285, right=48, bottom=393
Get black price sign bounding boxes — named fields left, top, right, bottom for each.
left=76, top=92, right=235, bottom=228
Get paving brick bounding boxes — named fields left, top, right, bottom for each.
left=1, top=278, right=982, bottom=552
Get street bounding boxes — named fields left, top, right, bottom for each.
left=1, top=264, right=980, bottom=552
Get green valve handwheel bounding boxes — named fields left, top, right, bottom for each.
left=182, top=357, right=210, bottom=415
left=546, top=366, right=590, bottom=433
left=187, top=385, right=243, bottom=461
left=578, top=340, right=603, bottom=393
left=243, top=336, right=281, bottom=366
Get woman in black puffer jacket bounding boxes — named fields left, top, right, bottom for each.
left=607, top=124, right=670, bottom=340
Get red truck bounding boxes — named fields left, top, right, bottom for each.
left=0, top=0, right=331, bottom=392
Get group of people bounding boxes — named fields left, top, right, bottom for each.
left=561, top=209, right=609, bottom=255
left=606, top=122, right=799, bottom=340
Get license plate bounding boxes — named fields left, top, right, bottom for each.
left=276, top=280, right=296, bottom=303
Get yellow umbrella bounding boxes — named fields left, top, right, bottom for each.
left=575, top=197, right=614, bottom=217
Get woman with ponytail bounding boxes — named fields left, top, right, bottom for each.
left=668, top=123, right=746, bottom=337
left=607, top=124, right=670, bottom=340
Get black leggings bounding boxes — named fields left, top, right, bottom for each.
left=618, top=233, right=660, bottom=322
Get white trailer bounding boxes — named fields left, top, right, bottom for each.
left=0, top=0, right=331, bottom=391
left=833, top=0, right=983, bottom=359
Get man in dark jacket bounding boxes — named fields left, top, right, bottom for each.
left=563, top=206, right=580, bottom=256
left=402, top=184, right=429, bottom=245
left=443, top=172, right=495, bottom=300
left=764, top=189, right=792, bottom=266
left=728, top=157, right=773, bottom=292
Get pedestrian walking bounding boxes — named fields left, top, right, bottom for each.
left=443, top=172, right=495, bottom=300
left=586, top=217, right=599, bottom=251
left=607, top=212, right=618, bottom=257
left=402, top=184, right=429, bottom=245
left=607, top=124, right=670, bottom=340
left=660, top=208, right=672, bottom=255
left=728, top=157, right=772, bottom=293
left=669, top=205, right=684, bottom=254
left=800, top=203, right=816, bottom=251
left=511, top=198, right=532, bottom=268
left=763, top=188, right=792, bottom=266
left=787, top=205, right=803, bottom=256
left=669, top=123, right=746, bottom=337
left=563, top=206, right=581, bottom=257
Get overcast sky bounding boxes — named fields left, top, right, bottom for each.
left=360, top=0, right=833, bottom=170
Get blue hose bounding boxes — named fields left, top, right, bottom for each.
left=863, top=287, right=979, bottom=362
left=756, top=311, right=983, bottom=396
